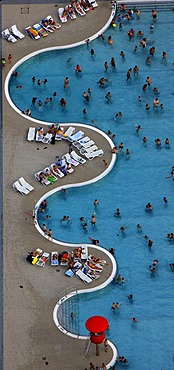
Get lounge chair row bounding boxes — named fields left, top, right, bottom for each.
left=34, top=156, right=79, bottom=185
left=1, top=25, right=25, bottom=43
left=12, top=177, right=34, bottom=195
left=27, top=126, right=104, bottom=159
left=27, top=126, right=76, bottom=142
left=58, top=0, right=98, bottom=22
left=72, top=135, right=104, bottom=159
left=26, top=247, right=104, bottom=283
left=26, top=248, right=55, bottom=267
left=25, top=16, right=61, bottom=40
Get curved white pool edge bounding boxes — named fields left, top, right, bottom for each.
left=53, top=247, right=117, bottom=368
left=4, top=4, right=116, bottom=124
left=34, top=126, right=116, bottom=243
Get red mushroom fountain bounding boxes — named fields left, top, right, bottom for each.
left=85, top=316, right=109, bottom=356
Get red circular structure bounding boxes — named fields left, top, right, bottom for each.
left=85, top=316, right=109, bottom=333
left=90, top=332, right=105, bottom=344
left=85, top=316, right=109, bottom=354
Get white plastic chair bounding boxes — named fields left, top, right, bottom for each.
left=12, top=181, right=30, bottom=195
left=18, top=177, right=34, bottom=191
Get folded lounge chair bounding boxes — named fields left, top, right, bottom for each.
left=25, top=26, right=40, bottom=40
left=12, top=180, right=30, bottom=195
left=76, top=269, right=92, bottom=283
left=2, top=29, right=17, bottom=43
left=58, top=7, right=68, bottom=22
left=70, top=150, right=86, bottom=164
left=33, top=23, right=49, bottom=37
left=27, top=127, right=35, bottom=141
left=84, top=149, right=104, bottom=160
left=9, top=25, right=25, bottom=39
left=18, top=177, right=34, bottom=191
left=68, top=130, right=84, bottom=142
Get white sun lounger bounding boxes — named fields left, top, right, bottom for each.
left=46, top=16, right=61, bottom=29
left=40, top=19, right=54, bottom=33
left=9, top=25, right=25, bottom=39
left=88, top=255, right=106, bottom=265
left=18, top=177, right=34, bottom=191
left=51, top=251, right=59, bottom=266
left=80, top=145, right=98, bottom=155
left=79, top=0, right=90, bottom=11
left=2, top=29, right=17, bottom=43
left=88, top=0, right=98, bottom=8
left=42, top=133, right=52, bottom=144
left=36, top=127, right=44, bottom=141
left=76, top=269, right=92, bottom=283
left=50, top=163, right=64, bottom=178
left=12, top=181, right=30, bottom=195
left=65, top=5, right=77, bottom=19
left=74, top=3, right=86, bottom=16
left=73, top=136, right=91, bottom=149
left=67, top=165, right=74, bottom=174
left=84, top=261, right=103, bottom=272
left=85, top=149, right=104, bottom=160
left=79, top=140, right=95, bottom=149
left=27, top=127, right=35, bottom=141
left=43, top=167, right=57, bottom=181
left=68, top=130, right=84, bottom=142
left=70, top=150, right=86, bottom=164
left=63, top=153, right=79, bottom=167
left=34, top=171, right=51, bottom=185
left=62, top=126, right=75, bottom=139
left=81, top=245, right=88, bottom=260
left=36, top=252, right=49, bottom=267
left=58, top=7, right=68, bottom=22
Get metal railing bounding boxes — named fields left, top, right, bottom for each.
left=57, top=285, right=81, bottom=335
left=115, top=0, right=174, bottom=11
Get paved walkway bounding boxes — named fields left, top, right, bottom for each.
left=1, top=1, right=116, bottom=369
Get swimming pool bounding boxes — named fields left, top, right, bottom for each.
left=9, top=8, right=174, bottom=369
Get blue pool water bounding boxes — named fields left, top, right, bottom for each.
left=9, top=9, right=174, bottom=370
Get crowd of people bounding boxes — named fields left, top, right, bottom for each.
left=8, top=3, right=174, bottom=369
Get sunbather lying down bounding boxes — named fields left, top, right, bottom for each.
left=86, top=261, right=103, bottom=271
left=89, top=255, right=106, bottom=265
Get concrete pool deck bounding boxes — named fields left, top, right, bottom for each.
left=1, top=1, right=118, bottom=369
